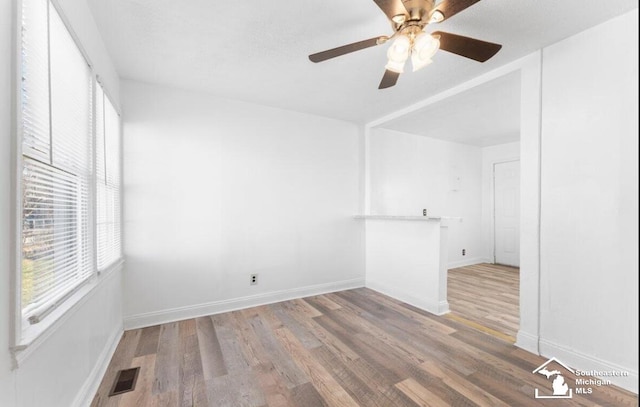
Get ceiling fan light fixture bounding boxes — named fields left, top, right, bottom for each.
left=429, top=10, right=445, bottom=24
left=387, top=35, right=411, bottom=60
left=411, top=32, right=440, bottom=71
left=385, top=35, right=411, bottom=73
left=391, top=14, right=406, bottom=24
left=307, top=0, right=502, bottom=89
left=385, top=59, right=406, bottom=73
left=411, top=53, right=433, bottom=72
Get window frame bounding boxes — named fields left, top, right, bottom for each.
left=9, top=0, right=124, bottom=365
left=95, top=82, right=123, bottom=272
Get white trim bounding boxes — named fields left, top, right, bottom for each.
left=539, top=338, right=639, bottom=393
left=71, top=326, right=123, bottom=407
left=515, top=330, right=540, bottom=354
left=11, top=262, right=123, bottom=367
left=9, top=0, right=23, bottom=360
left=123, top=278, right=365, bottom=330
left=365, top=281, right=450, bottom=316
left=48, top=0, right=93, bottom=69
left=447, top=257, right=492, bottom=270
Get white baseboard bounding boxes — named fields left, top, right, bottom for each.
left=72, top=326, right=124, bottom=407
left=447, top=257, right=492, bottom=269
left=365, top=281, right=450, bottom=316
left=539, top=338, right=638, bottom=394
left=123, top=278, right=365, bottom=330
left=515, top=330, right=539, bottom=354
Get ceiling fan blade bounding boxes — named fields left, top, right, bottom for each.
left=433, top=31, right=501, bottom=62
left=432, top=0, right=481, bottom=22
left=372, top=0, right=409, bottom=21
left=309, top=36, right=388, bottom=63
left=378, top=69, right=400, bottom=89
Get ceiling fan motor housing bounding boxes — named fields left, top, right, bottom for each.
left=404, top=0, right=436, bottom=20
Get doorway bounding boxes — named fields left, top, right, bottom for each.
left=493, top=160, right=520, bottom=267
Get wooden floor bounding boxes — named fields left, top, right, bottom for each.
left=92, top=288, right=637, bottom=407
left=447, top=263, right=519, bottom=341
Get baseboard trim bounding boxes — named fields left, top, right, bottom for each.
left=365, top=281, right=449, bottom=316
left=447, top=257, right=492, bottom=269
left=515, top=330, right=539, bottom=354
left=72, top=326, right=124, bottom=407
left=539, top=338, right=638, bottom=393
left=123, top=278, right=365, bottom=330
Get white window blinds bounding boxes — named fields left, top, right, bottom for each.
left=20, top=0, right=93, bottom=324
left=96, top=85, right=122, bottom=270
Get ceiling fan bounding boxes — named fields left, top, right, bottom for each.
left=308, top=0, right=502, bottom=89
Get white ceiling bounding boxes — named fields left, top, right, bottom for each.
left=86, top=0, right=638, bottom=125
left=379, top=70, right=520, bottom=146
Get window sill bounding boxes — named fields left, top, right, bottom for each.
left=10, top=258, right=124, bottom=369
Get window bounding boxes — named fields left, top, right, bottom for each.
left=96, top=85, right=122, bottom=270
left=18, top=0, right=121, bottom=333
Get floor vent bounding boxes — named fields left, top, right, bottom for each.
left=109, top=367, right=140, bottom=396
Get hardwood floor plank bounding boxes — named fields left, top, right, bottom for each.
left=153, top=322, right=181, bottom=395
left=342, top=289, right=457, bottom=336
left=207, top=372, right=266, bottom=407
left=448, top=263, right=519, bottom=339
left=134, top=325, right=161, bottom=357
left=270, top=303, right=323, bottom=349
left=151, top=389, right=178, bottom=407
left=225, top=310, right=264, bottom=368
left=178, top=320, right=208, bottom=407
left=312, top=314, right=406, bottom=384
left=93, top=289, right=638, bottom=407
left=118, top=354, right=156, bottom=407
left=91, top=329, right=141, bottom=407
left=315, top=306, right=475, bottom=406
left=290, top=382, right=329, bottom=407
left=243, top=308, right=309, bottom=388
left=419, top=360, right=510, bottom=407
left=211, top=313, right=252, bottom=374
left=309, top=294, right=342, bottom=311
left=279, top=300, right=360, bottom=364
left=274, top=327, right=359, bottom=407
left=294, top=298, right=323, bottom=318
left=254, top=362, right=298, bottom=407
left=395, top=378, right=450, bottom=407
left=330, top=292, right=478, bottom=376
left=312, top=345, right=404, bottom=407
left=466, top=370, right=547, bottom=407
left=195, top=316, right=227, bottom=380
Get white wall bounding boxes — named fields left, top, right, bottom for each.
left=538, top=10, right=638, bottom=391
left=365, top=219, right=449, bottom=315
left=368, top=128, right=483, bottom=267
left=0, top=0, right=124, bottom=406
left=121, top=80, right=365, bottom=328
left=481, top=142, right=520, bottom=261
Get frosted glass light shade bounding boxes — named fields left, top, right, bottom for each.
left=385, top=35, right=411, bottom=73
left=411, top=33, right=440, bottom=72
left=411, top=53, right=433, bottom=72
left=385, top=59, right=406, bottom=73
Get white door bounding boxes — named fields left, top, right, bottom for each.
left=494, top=160, right=520, bottom=267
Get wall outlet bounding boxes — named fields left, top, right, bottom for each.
left=250, top=274, right=258, bottom=285
left=462, top=249, right=466, bottom=256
